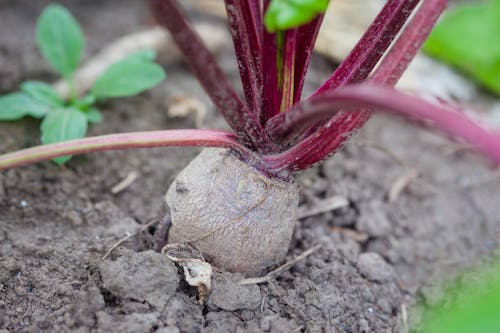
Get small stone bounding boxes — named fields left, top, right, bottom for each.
left=357, top=252, right=395, bottom=282
left=208, top=272, right=261, bottom=311
left=99, top=250, right=179, bottom=309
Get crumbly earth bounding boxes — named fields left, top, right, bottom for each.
left=1, top=1, right=499, bottom=332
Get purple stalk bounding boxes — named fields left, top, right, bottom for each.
left=293, top=15, right=324, bottom=103
left=279, top=29, right=298, bottom=113
left=225, top=0, right=263, bottom=115
left=370, top=1, right=447, bottom=85
left=149, top=0, right=276, bottom=153
left=294, top=0, right=420, bottom=140
left=0, top=130, right=250, bottom=171
left=263, top=84, right=500, bottom=172
left=260, top=0, right=280, bottom=123
left=269, top=0, right=447, bottom=171
left=261, top=9, right=324, bottom=121
left=314, top=0, right=420, bottom=94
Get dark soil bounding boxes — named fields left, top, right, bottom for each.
left=1, top=1, right=499, bottom=332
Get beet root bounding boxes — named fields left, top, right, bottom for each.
left=165, top=148, right=299, bottom=276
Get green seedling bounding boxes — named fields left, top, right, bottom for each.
left=424, top=0, right=500, bottom=94
left=0, top=4, right=166, bottom=164
left=414, top=259, right=500, bottom=333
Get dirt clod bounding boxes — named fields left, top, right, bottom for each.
left=357, top=252, right=396, bottom=282
left=99, top=250, right=179, bottom=309
left=208, top=272, right=261, bottom=311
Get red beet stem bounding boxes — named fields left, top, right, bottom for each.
left=295, top=0, right=420, bottom=141
left=269, top=0, right=447, bottom=171
left=0, top=129, right=250, bottom=170
left=225, top=0, right=263, bottom=116
left=260, top=0, right=280, bottom=124
left=264, top=84, right=500, bottom=172
left=149, top=0, right=276, bottom=153
left=292, top=15, right=324, bottom=104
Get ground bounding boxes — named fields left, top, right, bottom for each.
left=1, top=1, right=499, bottom=332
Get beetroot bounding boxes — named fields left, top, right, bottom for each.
left=167, top=148, right=298, bottom=275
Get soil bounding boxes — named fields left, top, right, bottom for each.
left=1, top=1, right=499, bottom=332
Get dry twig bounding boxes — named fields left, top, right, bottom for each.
left=388, top=168, right=419, bottom=202
left=239, top=244, right=322, bottom=285
left=111, top=171, right=138, bottom=194
left=102, top=218, right=159, bottom=259
left=298, top=196, right=349, bottom=219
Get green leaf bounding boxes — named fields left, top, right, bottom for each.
left=40, top=108, right=88, bottom=164
left=414, top=260, right=500, bottom=333
left=126, top=49, right=157, bottom=61
left=91, top=50, right=166, bottom=99
left=264, top=0, right=330, bottom=32
left=73, top=94, right=96, bottom=110
left=84, top=107, right=103, bottom=124
left=0, top=92, right=50, bottom=120
left=21, top=81, right=64, bottom=107
left=424, top=0, right=500, bottom=95
left=36, top=4, right=84, bottom=78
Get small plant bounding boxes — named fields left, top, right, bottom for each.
left=414, top=259, right=500, bottom=333
left=424, top=0, right=500, bottom=95
left=1, top=0, right=500, bottom=275
left=0, top=4, right=165, bottom=163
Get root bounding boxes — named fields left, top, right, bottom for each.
left=166, top=148, right=299, bottom=275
